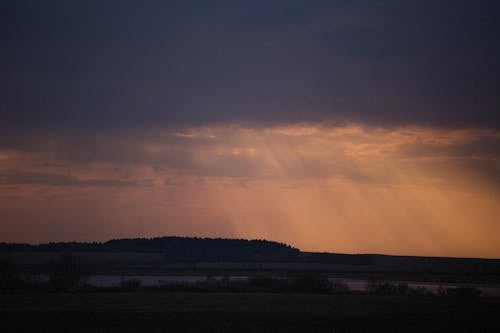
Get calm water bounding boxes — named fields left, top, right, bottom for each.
left=26, top=274, right=500, bottom=296
left=86, top=275, right=500, bottom=296
left=87, top=275, right=248, bottom=287
left=329, top=278, right=500, bottom=296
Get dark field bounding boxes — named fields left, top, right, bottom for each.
left=1, top=292, right=499, bottom=332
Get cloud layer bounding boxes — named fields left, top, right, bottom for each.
left=1, top=123, right=499, bottom=257
left=1, top=1, right=499, bottom=129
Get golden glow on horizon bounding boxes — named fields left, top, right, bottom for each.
left=0, top=123, right=499, bottom=258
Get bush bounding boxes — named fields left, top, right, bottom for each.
left=367, top=280, right=432, bottom=296
left=292, top=275, right=332, bottom=294
left=0, top=260, right=22, bottom=292
left=440, top=286, right=482, bottom=299
left=331, top=280, right=350, bottom=294
left=248, top=276, right=290, bottom=293
left=367, top=280, right=396, bottom=295
left=49, top=253, right=88, bottom=291
left=408, top=286, right=432, bottom=296
left=119, top=278, right=142, bottom=290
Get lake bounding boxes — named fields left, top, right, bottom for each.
left=25, top=274, right=500, bottom=296
left=82, top=275, right=500, bottom=296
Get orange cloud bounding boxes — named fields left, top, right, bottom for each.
left=0, top=123, right=499, bottom=258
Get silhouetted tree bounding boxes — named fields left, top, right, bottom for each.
left=0, top=259, right=22, bottom=292
left=292, top=274, right=332, bottom=294
left=49, top=253, right=88, bottom=291
left=119, top=278, right=142, bottom=290
left=442, top=286, right=482, bottom=299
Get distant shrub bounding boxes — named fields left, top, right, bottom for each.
left=396, top=283, right=409, bottom=296
left=367, top=280, right=432, bottom=296
left=120, top=278, right=142, bottom=290
left=0, top=260, right=23, bottom=292
left=439, top=286, right=482, bottom=299
left=249, top=275, right=275, bottom=287
left=292, top=274, right=332, bottom=294
left=248, top=276, right=290, bottom=292
left=437, top=286, right=448, bottom=296
left=367, top=280, right=395, bottom=295
left=49, top=253, right=88, bottom=291
left=331, top=280, right=350, bottom=294
left=408, top=286, right=432, bottom=296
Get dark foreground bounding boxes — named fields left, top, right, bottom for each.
left=1, top=292, right=499, bottom=332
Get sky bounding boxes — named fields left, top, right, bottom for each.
left=1, top=1, right=499, bottom=258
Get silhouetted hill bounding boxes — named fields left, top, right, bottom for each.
left=1, top=237, right=499, bottom=277
left=0, top=237, right=300, bottom=262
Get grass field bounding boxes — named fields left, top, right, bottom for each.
left=1, top=292, right=499, bottom=332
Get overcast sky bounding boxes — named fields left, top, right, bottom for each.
left=2, top=0, right=499, bottom=129
left=1, top=1, right=499, bottom=257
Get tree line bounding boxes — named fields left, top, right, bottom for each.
left=0, top=237, right=300, bottom=262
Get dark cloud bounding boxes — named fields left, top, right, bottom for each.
left=0, top=172, right=137, bottom=187
left=398, top=134, right=500, bottom=159
left=1, top=0, right=499, bottom=130
left=2, top=125, right=498, bottom=193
